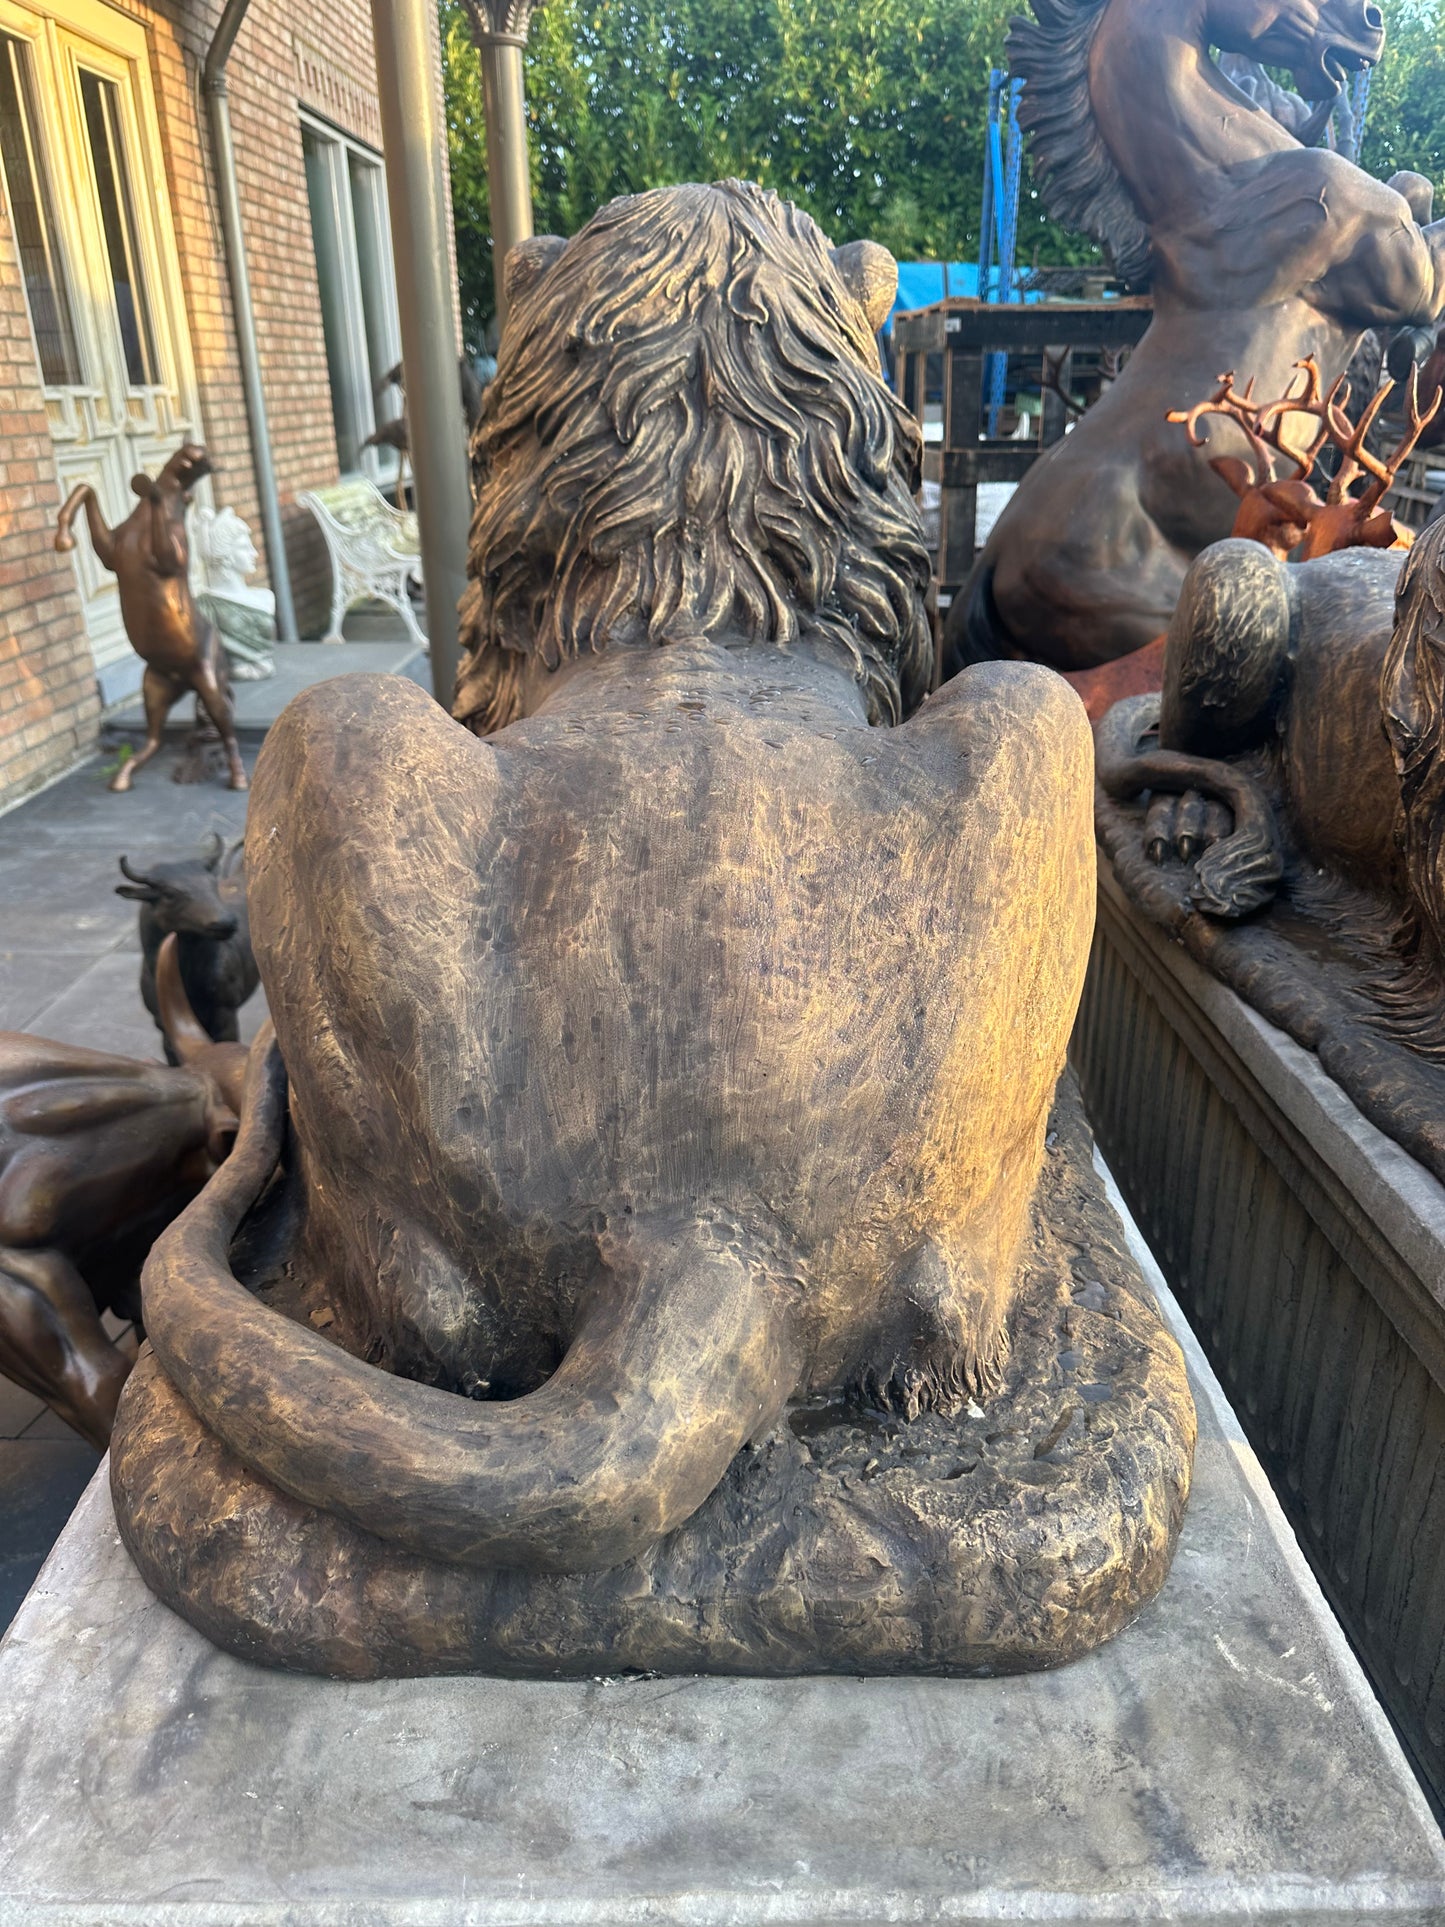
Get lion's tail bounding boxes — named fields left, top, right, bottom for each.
left=128, top=1034, right=794, bottom=1576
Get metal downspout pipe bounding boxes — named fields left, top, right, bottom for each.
left=459, top=0, right=538, bottom=334
left=475, top=39, right=532, bottom=331
left=202, top=0, right=298, bottom=640
left=369, top=0, right=472, bottom=707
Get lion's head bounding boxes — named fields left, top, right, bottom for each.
left=454, top=181, right=932, bottom=734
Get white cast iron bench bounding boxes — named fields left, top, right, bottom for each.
left=298, top=478, right=427, bottom=648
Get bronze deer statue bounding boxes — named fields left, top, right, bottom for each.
left=1168, top=358, right=1441, bottom=560
left=55, top=444, right=248, bottom=793
left=1062, top=358, right=1438, bottom=723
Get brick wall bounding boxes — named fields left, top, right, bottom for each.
left=0, top=0, right=459, bottom=804
left=0, top=195, right=100, bottom=812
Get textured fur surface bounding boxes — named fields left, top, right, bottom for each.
left=456, top=182, right=933, bottom=735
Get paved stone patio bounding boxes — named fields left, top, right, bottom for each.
left=0, top=639, right=426, bottom=1627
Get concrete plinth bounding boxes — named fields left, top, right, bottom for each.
left=0, top=1172, right=1441, bottom=1926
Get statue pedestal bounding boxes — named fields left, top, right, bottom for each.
left=2, top=1196, right=1440, bottom=1924
left=1075, top=855, right=1445, bottom=1817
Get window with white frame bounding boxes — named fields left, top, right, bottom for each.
left=300, top=114, right=402, bottom=484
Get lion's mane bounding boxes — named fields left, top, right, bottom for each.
left=1378, top=513, right=1445, bottom=1048
left=454, top=181, right=933, bottom=733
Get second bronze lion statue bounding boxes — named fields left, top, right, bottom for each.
left=1095, top=521, right=1445, bottom=1178
left=111, top=182, right=1192, bottom=1679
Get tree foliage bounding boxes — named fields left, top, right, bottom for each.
left=443, top=0, right=1445, bottom=347
left=1359, top=0, right=1445, bottom=187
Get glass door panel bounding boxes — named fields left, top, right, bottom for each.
left=77, top=66, right=159, bottom=388
left=302, top=116, right=402, bottom=487
left=0, top=28, right=80, bottom=385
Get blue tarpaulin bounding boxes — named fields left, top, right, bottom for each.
left=885, top=261, right=1053, bottom=331
left=887, top=263, right=978, bottom=329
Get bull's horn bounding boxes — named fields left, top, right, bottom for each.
left=139, top=1035, right=797, bottom=1574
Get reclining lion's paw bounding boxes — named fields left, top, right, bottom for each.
left=1190, top=825, right=1285, bottom=918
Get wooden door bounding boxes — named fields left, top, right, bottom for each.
left=0, top=0, right=202, bottom=694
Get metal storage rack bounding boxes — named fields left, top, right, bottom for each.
left=894, top=297, right=1154, bottom=617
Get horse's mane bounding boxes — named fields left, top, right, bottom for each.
left=1007, top=0, right=1152, bottom=289
left=455, top=180, right=933, bottom=734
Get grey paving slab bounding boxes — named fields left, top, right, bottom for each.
left=0, top=1437, right=99, bottom=1634
left=17, top=1406, right=90, bottom=1442
left=0, top=950, right=112, bottom=1030
left=0, top=1163, right=1439, bottom=1927
left=23, top=948, right=171, bottom=1060
left=0, top=1376, right=44, bottom=1441
left=107, top=640, right=428, bottom=736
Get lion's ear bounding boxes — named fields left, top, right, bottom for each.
left=504, top=235, right=567, bottom=313
left=831, top=240, right=897, bottom=333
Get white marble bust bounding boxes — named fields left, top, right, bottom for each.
left=189, top=505, right=277, bottom=680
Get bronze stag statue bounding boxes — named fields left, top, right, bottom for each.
left=109, top=181, right=1193, bottom=1680
left=947, top=0, right=1445, bottom=674
left=1095, top=515, right=1445, bottom=1177
left=1060, top=355, right=1434, bottom=722
left=0, top=940, right=245, bottom=1448
left=1167, top=359, right=1438, bottom=561
left=56, top=444, right=248, bottom=793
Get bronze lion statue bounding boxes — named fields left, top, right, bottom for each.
left=110, top=182, right=1192, bottom=1678
left=1096, top=519, right=1445, bottom=1175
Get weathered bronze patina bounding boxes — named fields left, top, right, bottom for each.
left=1062, top=359, right=1438, bottom=723
left=0, top=942, right=244, bottom=1447
left=948, top=0, right=1445, bottom=673
left=56, top=445, right=247, bottom=792
left=1095, top=518, right=1445, bottom=1179
left=116, top=834, right=257, bottom=1057
left=111, top=183, right=1193, bottom=1677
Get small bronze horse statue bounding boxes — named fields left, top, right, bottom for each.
left=55, top=444, right=247, bottom=793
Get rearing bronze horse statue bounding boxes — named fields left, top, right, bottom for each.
left=56, top=444, right=247, bottom=792
left=947, top=0, right=1445, bottom=673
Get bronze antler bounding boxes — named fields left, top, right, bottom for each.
left=1252, top=356, right=1341, bottom=483
left=1167, top=372, right=1273, bottom=490
left=1325, top=365, right=1442, bottom=511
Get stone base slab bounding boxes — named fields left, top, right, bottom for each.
left=0, top=1167, right=1440, bottom=1925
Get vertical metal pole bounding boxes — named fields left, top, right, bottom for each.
left=202, top=0, right=298, bottom=640
left=978, top=69, right=1001, bottom=307
left=999, top=79, right=1025, bottom=306
left=986, top=77, right=1025, bottom=438
left=477, top=40, right=534, bottom=330
left=369, top=0, right=472, bottom=707
left=1350, top=65, right=1373, bottom=164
